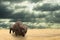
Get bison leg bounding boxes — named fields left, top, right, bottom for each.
left=25, top=30, right=27, bottom=33
left=12, top=29, right=14, bottom=33
left=22, top=33, right=25, bottom=37
left=9, top=28, right=12, bottom=33
left=15, top=31, right=18, bottom=36
left=9, top=28, right=14, bottom=34
left=21, top=31, right=25, bottom=37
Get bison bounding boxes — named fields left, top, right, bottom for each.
left=9, top=21, right=28, bottom=37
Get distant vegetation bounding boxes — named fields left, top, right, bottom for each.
left=0, top=20, right=60, bottom=29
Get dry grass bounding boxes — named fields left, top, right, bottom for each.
left=0, top=29, right=60, bottom=40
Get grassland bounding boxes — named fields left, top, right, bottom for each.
left=0, top=29, right=60, bottom=40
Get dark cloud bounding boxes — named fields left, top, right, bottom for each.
left=0, top=0, right=43, bottom=3
left=54, top=11, right=60, bottom=18
left=33, top=3, right=60, bottom=11
left=15, top=6, right=27, bottom=9
left=29, top=0, right=43, bottom=3
left=0, top=2, right=48, bottom=19
left=11, top=11, right=33, bottom=22
left=0, top=0, right=25, bottom=2
left=0, top=3, right=13, bottom=18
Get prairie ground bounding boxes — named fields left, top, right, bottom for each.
left=0, top=29, right=60, bottom=40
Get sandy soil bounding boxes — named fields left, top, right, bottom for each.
left=0, top=29, right=60, bottom=40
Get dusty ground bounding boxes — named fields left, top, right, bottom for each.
left=0, top=29, right=60, bottom=40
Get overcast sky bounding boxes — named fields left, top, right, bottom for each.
left=0, top=0, right=60, bottom=18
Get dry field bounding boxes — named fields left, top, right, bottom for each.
left=0, top=29, right=60, bottom=40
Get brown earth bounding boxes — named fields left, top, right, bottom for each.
left=0, top=29, right=60, bottom=40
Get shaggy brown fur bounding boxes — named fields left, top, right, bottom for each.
left=9, top=21, right=27, bottom=37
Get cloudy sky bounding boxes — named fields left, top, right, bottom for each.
left=0, top=0, right=60, bottom=19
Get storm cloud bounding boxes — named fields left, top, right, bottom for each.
left=0, top=0, right=43, bottom=3
left=0, top=2, right=13, bottom=18
left=33, top=3, right=60, bottom=11
left=0, top=0, right=60, bottom=22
